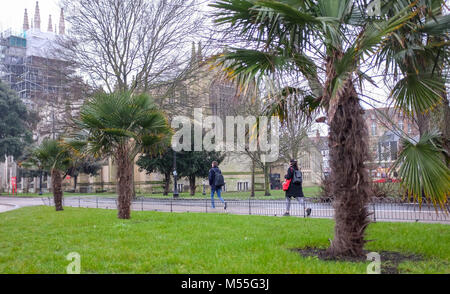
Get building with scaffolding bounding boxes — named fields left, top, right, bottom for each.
left=0, top=2, right=83, bottom=192
left=0, top=2, right=70, bottom=133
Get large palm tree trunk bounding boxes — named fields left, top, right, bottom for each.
left=326, top=91, right=372, bottom=257
left=116, top=146, right=133, bottom=219
left=51, top=169, right=64, bottom=211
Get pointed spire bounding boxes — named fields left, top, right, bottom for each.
left=23, top=9, right=30, bottom=31
left=59, top=8, right=65, bottom=35
left=47, top=15, right=53, bottom=32
left=197, top=41, right=202, bottom=62
left=34, top=1, right=41, bottom=30
left=191, top=42, right=196, bottom=65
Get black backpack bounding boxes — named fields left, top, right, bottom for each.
left=214, top=169, right=225, bottom=187
left=292, top=169, right=302, bottom=184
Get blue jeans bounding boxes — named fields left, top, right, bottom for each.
left=210, top=187, right=225, bottom=208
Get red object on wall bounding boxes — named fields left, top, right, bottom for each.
left=11, top=177, right=17, bottom=195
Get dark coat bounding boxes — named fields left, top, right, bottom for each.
left=285, top=166, right=304, bottom=198
left=208, top=167, right=221, bottom=189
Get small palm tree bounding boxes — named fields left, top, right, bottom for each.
left=67, top=91, right=172, bottom=219
left=30, top=139, right=72, bottom=211
left=210, top=0, right=449, bottom=257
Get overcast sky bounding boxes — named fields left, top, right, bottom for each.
left=0, top=0, right=394, bottom=136
left=0, top=0, right=61, bottom=34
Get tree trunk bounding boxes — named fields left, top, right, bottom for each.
left=326, top=88, right=372, bottom=258
left=416, top=111, right=430, bottom=138
left=73, top=175, right=78, bottom=192
left=51, top=169, right=64, bottom=211
left=189, top=175, right=196, bottom=196
left=250, top=160, right=255, bottom=197
left=24, top=177, right=30, bottom=193
left=131, top=164, right=136, bottom=199
left=263, top=164, right=271, bottom=196
left=438, top=94, right=450, bottom=168
left=163, top=172, right=170, bottom=196
left=116, top=146, right=133, bottom=219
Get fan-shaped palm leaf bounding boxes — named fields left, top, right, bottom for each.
left=391, top=131, right=449, bottom=210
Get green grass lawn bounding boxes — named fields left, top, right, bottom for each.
left=0, top=206, right=448, bottom=274
left=0, top=186, right=320, bottom=200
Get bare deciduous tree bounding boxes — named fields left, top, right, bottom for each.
left=58, top=0, right=207, bottom=93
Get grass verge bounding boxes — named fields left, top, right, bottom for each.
left=0, top=206, right=448, bottom=274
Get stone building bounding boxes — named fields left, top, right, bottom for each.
left=363, top=107, right=419, bottom=178
left=73, top=43, right=324, bottom=193
left=305, top=107, right=421, bottom=183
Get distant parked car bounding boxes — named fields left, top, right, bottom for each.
left=373, top=178, right=401, bottom=183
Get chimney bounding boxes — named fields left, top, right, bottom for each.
left=34, top=1, right=41, bottom=30
left=48, top=15, right=53, bottom=32
left=23, top=9, right=30, bottom=31
left=59, top=8, right=65, bottom=35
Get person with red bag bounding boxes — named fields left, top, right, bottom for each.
left=283, top=159, right=311, bottom=217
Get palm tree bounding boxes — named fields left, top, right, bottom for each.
left=210, top=0, right=449, bottom=257
left=377, top=0, right=450, bottom=208
left=67, top=91, right=172, bottom=219
left=30, top=139, right=72, bottom=211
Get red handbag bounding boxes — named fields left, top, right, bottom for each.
left=282, top=179, right=291, bottom=191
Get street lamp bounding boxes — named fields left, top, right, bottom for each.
left=202, top=179, right=206, bottom=195
left=173, top=150, right=179, bottom=198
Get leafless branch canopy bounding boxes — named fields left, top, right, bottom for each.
left=58, top=0, right=207, bottom=93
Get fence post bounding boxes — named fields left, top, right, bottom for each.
left=248, top=198, right=251, bottom=215
left=170, top=199, right=173, bottom=213
left=78, top=196, right=81, bottom=208
left=141, top=197, right=144, bottom=211
left=303, top=199, right=306, bottom=218
left=372, top=200, right=376, bottom=222
left=205, top=199, right=208, bottom=213
left=96, top=197, right=98, bottom=209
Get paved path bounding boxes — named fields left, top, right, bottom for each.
left=0, top=196, right=449, bottom=224
left=0, top=197, right=45, bottom=213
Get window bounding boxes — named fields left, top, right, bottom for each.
left=390, top=141, right=398, bottom=161
left=398, top=120, right=404, bottom=131
left=237, top=182, right=249, bottom=191
left=371, top=122, right=377, bottom=136
left=303, top=172, right=311, bottom=182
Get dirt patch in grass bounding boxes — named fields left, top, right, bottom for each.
left=293, top=247, right=423, bottom=274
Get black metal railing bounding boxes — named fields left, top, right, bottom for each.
left=41, top=196, right=450, bottom=223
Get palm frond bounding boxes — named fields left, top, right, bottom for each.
left=390, top=73, right=445, bottom=116
left=391, top=131, right=450, bottom=210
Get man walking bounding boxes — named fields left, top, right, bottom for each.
left=208, top=161, right=227, bottom=210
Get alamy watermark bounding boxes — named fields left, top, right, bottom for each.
left=367, top=0, right=381, bottom=17
left=66, top=252, right=81, bottom=274
left=171, top=108, right=280, bottom=163
left=366, top=252, right=381, bottom=274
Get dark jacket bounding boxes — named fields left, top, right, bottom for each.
left=285, top=166, right=304, bottom=198
left=209, top=166, right=221, bottom=189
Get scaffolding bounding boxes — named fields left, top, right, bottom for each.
left=1, top=29, right=82, bottom=144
